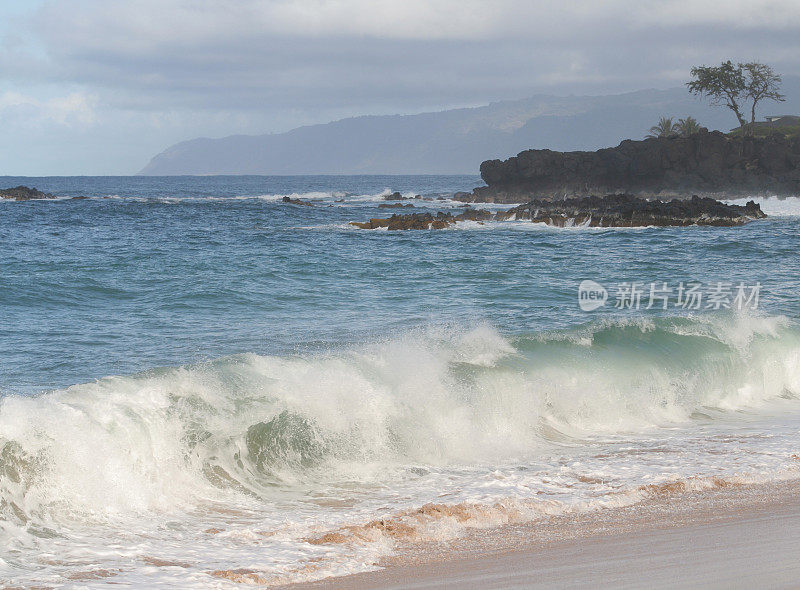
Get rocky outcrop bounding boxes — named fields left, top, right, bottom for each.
left=350, top=209, right=494, bottom=230
left=281, top=196, right=314, bottom=206
left=383, top=192, right=424, bottom=201
left=0, top=186, right=56, bottom=201
left=463, top=130, right=800, bottom=202
left=350, top=194, right=765, bottom=229
left=496, top=194, right=765, bottom=227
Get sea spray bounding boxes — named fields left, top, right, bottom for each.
left=2, top=314, right=800, bottom=586
left=0, top=315, right=798, bottom=518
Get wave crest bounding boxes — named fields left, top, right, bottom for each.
left=1, top=315, right=799, bottom=535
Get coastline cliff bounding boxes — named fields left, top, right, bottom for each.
left=460, top=130, right=800, bottom=203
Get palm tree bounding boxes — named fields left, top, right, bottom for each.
left=675, top=116, right=702, bottom=137
left=647, top=117, right=677, bottom=138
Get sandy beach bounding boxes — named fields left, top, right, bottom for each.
left=284, top=479, right=800, bottom=589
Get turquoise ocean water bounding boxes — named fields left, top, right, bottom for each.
left=1, top=175, right=800, bottom=586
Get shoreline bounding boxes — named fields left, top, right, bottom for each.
left=282, top=478, right=800, bottom=589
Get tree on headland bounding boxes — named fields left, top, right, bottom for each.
left=647, top=116, right=677, bottom=138
left=646, top=116, right=704, bottom=139
left=741, top=62, right=785, bottom=130
left=675, top=116, right=702, bottom=137
left=687, top=61, right=785, bottom=136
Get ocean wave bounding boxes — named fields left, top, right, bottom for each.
left=1, top=315, right=799, bottom=527
left=99, top=188, right=453, bottom=205
left=2, top=314, right=800, bottom=587
left=98, top=191, right=348, bottom=203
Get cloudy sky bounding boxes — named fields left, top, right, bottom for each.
left=2, top=0, right=799, bottom=175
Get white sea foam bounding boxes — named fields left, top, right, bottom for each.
left=723, top=196, right=800, bottom=217
left=2, top=316, right=800, bottom=587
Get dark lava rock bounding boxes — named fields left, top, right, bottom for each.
left=457, top=208, right=495, bottom=222
left=383, top=192, right=408, bottom=201
left=350, top=212, right=451, bottom=230
left=0, top=186, right=57, bottom=201
left=350, top=194, right=764, bottom=229
left=282, top=196, right=314, bottom=206
left=350, top=208, right=493, bottom=230
left=461, top=130, right=800, bottom=203
left=378, top=203, right=414, bottom=208
left=496, top=194, right=765, bottom=227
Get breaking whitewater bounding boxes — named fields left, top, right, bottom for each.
left=2, top=315, right=800, bottom=587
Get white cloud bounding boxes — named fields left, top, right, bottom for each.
left=24, top=0, right=798, bottom=110
left=35, top=0, right=496, bottom=49
left=634, top=0, right=800, bottom=30
left=0, top=90, right=97, bottom=126
left=32, top=0, right=800, bottom=52
left=1, top=0, right=799, bottom=173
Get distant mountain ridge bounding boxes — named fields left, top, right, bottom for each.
left=139, top=78, right=800, bottom=175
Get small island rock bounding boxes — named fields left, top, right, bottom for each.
left=0, top=186, right=57, bottom=201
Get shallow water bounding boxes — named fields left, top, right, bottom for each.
left=1, top=176, right=799, bottom=587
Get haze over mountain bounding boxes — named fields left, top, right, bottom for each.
left=140, top=78, right=800, bottom=176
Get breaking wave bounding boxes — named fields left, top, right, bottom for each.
left=1, top=313, right=799, bottom=537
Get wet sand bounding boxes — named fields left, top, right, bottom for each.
left=283, top=479, right=800, bottom=589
